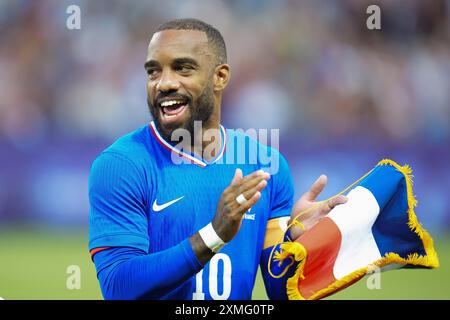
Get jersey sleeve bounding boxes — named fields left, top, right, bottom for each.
left=268, top=151, right=294, bottom=219
left=93, top=240, right=202, bottom=299
left=260, top=151, right=296, bottom=300
left=88, top=151, right=204, bottom=300
left=88, top=151, right=150, bottom=253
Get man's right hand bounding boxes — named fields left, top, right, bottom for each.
left=190, top=168, right=270, bottom=265
left=211, top=168, right=270, bottom=242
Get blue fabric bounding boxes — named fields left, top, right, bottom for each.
left=357, top=165, right=426, bottom=260
left=89, top=123, right=295, bottom=299
left=94, top=240, right=201, bottom=300
left=260, top=232, right=295, bottom=300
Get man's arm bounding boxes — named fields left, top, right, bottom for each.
left=259, top=152, right=296, bottom=300
left=260, top=217, right=296, bottom=300
left=89, top=153, right=269, bottom=299
left=260, top=157, right=348, bottom=300
left=93, top=241, right=201, bottom=299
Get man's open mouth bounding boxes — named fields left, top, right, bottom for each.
left=158, top=98, right=189, bottom=121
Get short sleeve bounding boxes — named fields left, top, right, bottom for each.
left=268, top=152, right=294, bottom=219
left=88, top=152, right=149, bottom=253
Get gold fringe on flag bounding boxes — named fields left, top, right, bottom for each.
left=273, top=159, right=439, bottom=300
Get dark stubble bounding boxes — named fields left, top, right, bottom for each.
left=147, top=82, right=215, bottom=145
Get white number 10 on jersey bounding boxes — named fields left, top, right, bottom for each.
left=192, top=253, right=232, bottom=300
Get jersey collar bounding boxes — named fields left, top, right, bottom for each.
left=149, top=121, right=227, bottom=168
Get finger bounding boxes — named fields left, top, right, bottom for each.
left=305, top=174, right=327, bottom=201
left=230, top=168, right=243, bottom=186
left=225, top=169, right=269, bottom=210
left=325, top=195, right=348, bottom=211
left=236, top=174, right=269, bottom=198
left=239, top=179, right=268, bottom=203
left=227, top=178, right=267, bottom=213
left=238, top=191, right=262, bottom=214
left=242, top=169, right=270, bottom=183
left=229, top=169, right=266, bottom=189
left=236, top=170, right=270, bottom=192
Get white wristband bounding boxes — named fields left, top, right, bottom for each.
left=198, top=223, right=226, bottom=253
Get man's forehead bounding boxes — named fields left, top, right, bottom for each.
left=147, top=29, right=210, bottom=59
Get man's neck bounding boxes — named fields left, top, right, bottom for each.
left=191, top=123, right=222, bottom=162
left=187, top=104, right=222, bottom=162
left=174, top=101, right=222, bottom=162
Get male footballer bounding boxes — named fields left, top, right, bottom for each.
left=88, top=18, right=347, bottom=300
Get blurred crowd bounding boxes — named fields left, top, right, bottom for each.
left=0, top=0, right=449, bottom=144
left=0, top=0, right=449, bottom=231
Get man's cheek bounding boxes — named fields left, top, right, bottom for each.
left=147, top=82, right=156, bottom=98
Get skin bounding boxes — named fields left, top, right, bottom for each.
left=145, top=30, right=228, bottom=158
left=145, top=29, right=347, bottom=265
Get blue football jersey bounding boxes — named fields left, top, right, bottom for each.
left=89, top=121, right=294, bottom=299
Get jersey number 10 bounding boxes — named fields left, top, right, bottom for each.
left=192, top=253, right=232, bottom=300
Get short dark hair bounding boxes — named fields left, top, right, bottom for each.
left=155, top=18, right=227, bottom=65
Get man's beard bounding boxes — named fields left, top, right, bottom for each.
left=148, top=84, right=215, bottom=145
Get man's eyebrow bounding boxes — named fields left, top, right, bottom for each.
left=144, top=60, right=159, bottom=70
left=172, top=57, right=199, bottom=67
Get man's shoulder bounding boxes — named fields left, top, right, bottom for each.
left=95, top=124, right=155, bottom=167
left=227, top=128, right=280, bottom=153
left=227, top=128, right=287, bottom=170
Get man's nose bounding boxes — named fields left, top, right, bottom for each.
left=156, top=69, right=180, bottom=92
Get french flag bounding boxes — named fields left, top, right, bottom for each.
left=275, top=159, right=439, bottom=300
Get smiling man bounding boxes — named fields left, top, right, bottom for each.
left=88, top=18, right=347, bottom=300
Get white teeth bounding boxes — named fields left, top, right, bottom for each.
left=161, top=103, right=187, bottom=118
left=160, top=100, right=183, bottom=107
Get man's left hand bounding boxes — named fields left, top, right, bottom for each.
left=288, top=175, right=347, bottom=240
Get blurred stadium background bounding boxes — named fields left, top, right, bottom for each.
left=0, top=0, right=449, bottom=299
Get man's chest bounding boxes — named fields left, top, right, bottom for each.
left=146, top=165, right=271, bottom=252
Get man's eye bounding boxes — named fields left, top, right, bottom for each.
left=176, top=65, right=193, bottom=73
left=147, top=69, right=159, bottom=77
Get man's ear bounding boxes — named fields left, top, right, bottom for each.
left=213, top=64, right=230, bottom=92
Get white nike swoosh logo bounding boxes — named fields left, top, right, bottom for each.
left=152, top=196, right=184, bottom=212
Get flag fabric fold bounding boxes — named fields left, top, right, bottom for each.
left=275, top=159, right=439, bottom=300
